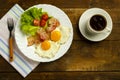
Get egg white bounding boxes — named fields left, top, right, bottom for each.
left=54, top=26, right=71, bottom=44
left=35, top=40, right=60, bottom=58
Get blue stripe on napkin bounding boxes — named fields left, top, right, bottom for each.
left=15, top=4, right=23, bottom=13
left=11, top=9, right=20, bottom=17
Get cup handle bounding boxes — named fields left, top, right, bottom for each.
left=105, top=27, right=111, bottom=32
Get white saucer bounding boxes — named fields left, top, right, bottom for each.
left=79, top=8, right=112, bottom=42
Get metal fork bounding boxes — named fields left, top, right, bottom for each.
left=7, top=18, right=14, bottom=62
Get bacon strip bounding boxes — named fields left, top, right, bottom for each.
left=46, top=18, right=60, bottom=32
left=37, top=28, right=49, bottom=42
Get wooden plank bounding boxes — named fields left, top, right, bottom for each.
left=90, top=0, right=120, bottom=9
left=25, top=72, right=120, bottom=80
left=53, top=0, right=90, bottom=8
left=0, top=0, right=90, bottom=18
left=0, top=72, right=120, bottom=80
left=18, top=0, right=90, bottom=9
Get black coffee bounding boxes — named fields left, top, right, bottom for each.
left=90, top=15, right=107, bottom=31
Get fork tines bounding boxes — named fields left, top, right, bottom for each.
left=7, top=18, right=14, bottom=27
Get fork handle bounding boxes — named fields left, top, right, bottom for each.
left=9, top=37, right=13, bottom=62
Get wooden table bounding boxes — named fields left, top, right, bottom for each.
left=0, top=0, right=120, bottom=80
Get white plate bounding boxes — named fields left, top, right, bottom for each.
left=14, top=4, right=73, bottom=62
left=79, top=8, right=112, bottom=42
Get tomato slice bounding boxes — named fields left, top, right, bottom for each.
left=33, top=19, right=40, bottom=26
left=40, top=19, right=46, bottom=27
left=42, top=14, right=48, bottom=21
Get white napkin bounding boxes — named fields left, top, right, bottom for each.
left=0, top=4, right=40, bottom=78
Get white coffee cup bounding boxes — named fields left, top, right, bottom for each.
left=87, top=14, right=111, bottom=34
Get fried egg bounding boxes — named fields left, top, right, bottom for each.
left=52, top=26, right=71, bottom=44
left=35, top=26, right=70, bottom=59
left=51, top=29, right=61, bottom=42
left=35, top=40, right=60, bottom=58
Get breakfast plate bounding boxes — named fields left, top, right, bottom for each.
left=14, top=4, right=73, bottom=62
left=79, top=8, right=112, bottom=42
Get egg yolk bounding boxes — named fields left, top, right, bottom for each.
left=51, top=30, right=61, bottom=42
left=41, top=40, right=51, bottom=50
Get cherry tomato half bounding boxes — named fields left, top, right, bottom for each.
left=40, top=19, right=46, bottom=27
left=42, top=14, right=48, bottom=21
left=33, top=19, right=40, bottom=26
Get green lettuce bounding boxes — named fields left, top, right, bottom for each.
left=20, top=7, right=43, bottom=36
left=21, top=13, right=33, bottom=25
left=30, top=7, right=42, bottom=19
left=21, top=25, right=39, bottom=36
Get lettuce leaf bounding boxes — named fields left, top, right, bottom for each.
left=21, top=25, right=39, bottom=36
left=21, top=13, right=33, bottom=25
left=30, top=7, right=42, bottom=19
left=20, top=7, right=43, bottom=36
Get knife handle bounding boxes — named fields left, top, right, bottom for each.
left=9, top=37, right=13, bottom=62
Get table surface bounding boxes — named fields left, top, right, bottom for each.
left=0, top=0, right=120, bottom=80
